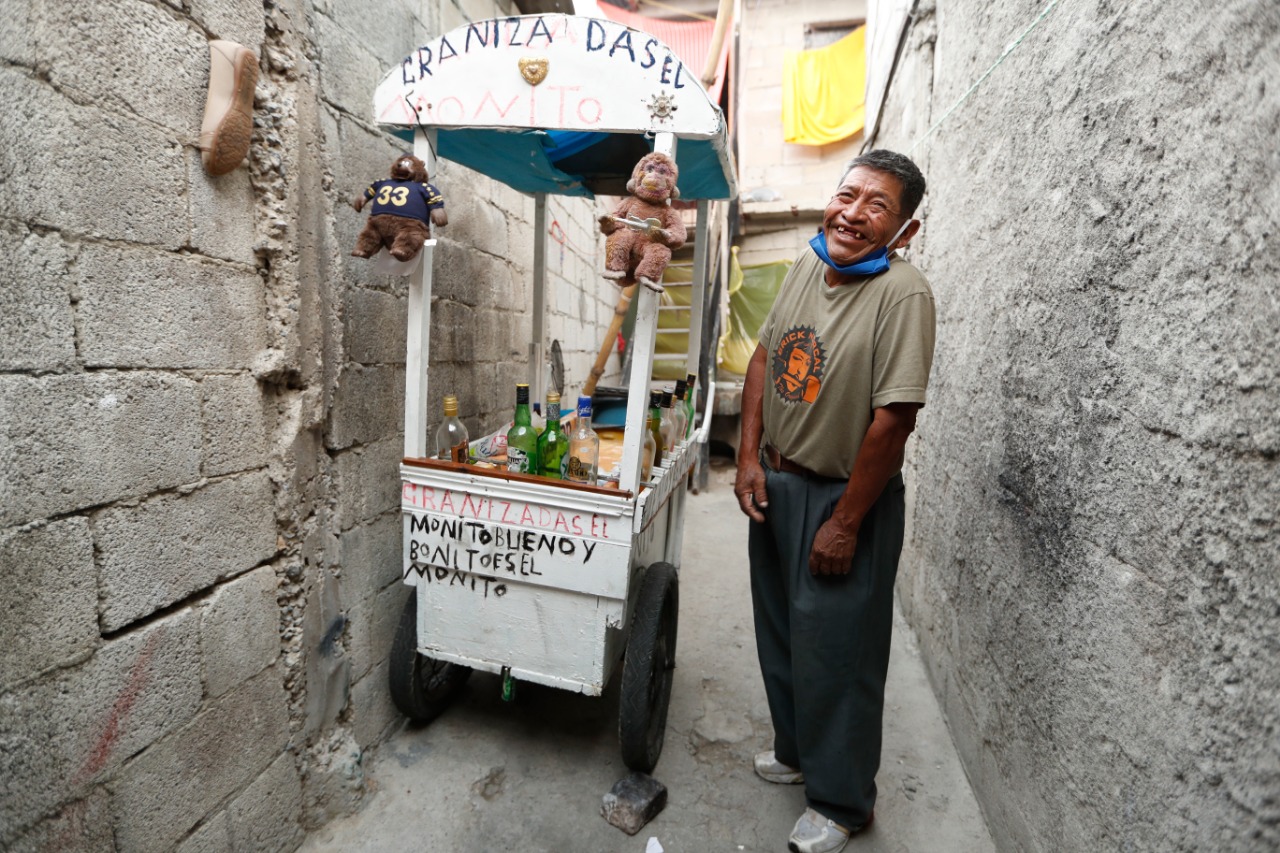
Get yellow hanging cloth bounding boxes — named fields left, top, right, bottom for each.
left=782, top=26, right=867, bottom=146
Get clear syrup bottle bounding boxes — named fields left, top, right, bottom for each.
left=566, top=395, right=600, bottom=485
left=435, top=394, right=469, bottom=462
left=659, top=389, right=677, bottom=456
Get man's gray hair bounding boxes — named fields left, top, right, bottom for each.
left=842, top=150, right=926, bottom=217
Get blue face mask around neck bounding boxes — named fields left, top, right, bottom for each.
left=809, top=219, right=912, bottom=276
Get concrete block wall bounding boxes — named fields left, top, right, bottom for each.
left=873, top=1, right=1280, bottom=850
left=736, top=0, right=867, bottom=239
left=0, top=0, right=616, bottom=850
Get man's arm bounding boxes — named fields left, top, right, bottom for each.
left=808, top=402, right=920, bottom=575
left=734, top=344, right=769, bottom=522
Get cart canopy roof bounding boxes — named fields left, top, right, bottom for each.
left=373, top=14, right=737, bottom=200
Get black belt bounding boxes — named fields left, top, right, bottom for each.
left=763, top=444, right=843, bottom=481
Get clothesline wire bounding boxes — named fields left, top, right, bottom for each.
left=908, top=0, right=1065, bottom=155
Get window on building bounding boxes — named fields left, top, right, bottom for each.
left=804, top=19, right=865, bottom=50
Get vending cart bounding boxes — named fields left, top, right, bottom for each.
left=373, top=13, right=736, bottom=772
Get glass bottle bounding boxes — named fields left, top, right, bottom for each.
left=671, top=379, right=689, bottom=446
left=537, top=392, right=569, bottom=479
left=648, top=390, right=665, bottom=468
left=659, top=389, right=677, bottom=455
left=506, top=383, right=538, bottom=474
left=566, top=395, right=600, bottom=485
left=685, top=373, right=697, bottom=439
left=641, top=419, right=656, bottom=483
left=435, top=394, right=470, bottom=462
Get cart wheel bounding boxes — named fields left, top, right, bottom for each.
left=388, top=589, right=471, bottom=723
left=619, top=561, right=679, bottom=773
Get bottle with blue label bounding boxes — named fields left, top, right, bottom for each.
left=566, top=395, right=600, bottom=485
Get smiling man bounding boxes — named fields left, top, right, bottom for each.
left=735, top=150, right=936, bottom=853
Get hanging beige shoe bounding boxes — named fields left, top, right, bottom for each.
left=199, top=40, right=258, bottom=176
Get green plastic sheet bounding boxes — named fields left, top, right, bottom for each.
left=717, top=252, right=791, bottom=376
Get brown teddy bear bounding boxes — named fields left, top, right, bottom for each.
left=598, top=152, right=686, bottom=292
left=351, top=155, right=447, bottom=262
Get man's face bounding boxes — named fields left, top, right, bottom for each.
left=822, top=166, right=909, bottom=266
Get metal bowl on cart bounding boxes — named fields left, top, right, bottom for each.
left=370, top=13, right=736, bottom=772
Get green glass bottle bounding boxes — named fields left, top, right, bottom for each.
left=506, top=383, right=538, bottom=474
left=648, top=390, right=665, bottom=467
left=537, top=392, right=569, bottom=479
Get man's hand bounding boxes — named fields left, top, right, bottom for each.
left=809, top=517, right=858, bottom=575
left=734, top=459, right=769, bottom=523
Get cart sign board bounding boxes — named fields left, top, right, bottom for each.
left=373, top=14, right=723, bottom=136
left=401, top=482, right=632, bottom=600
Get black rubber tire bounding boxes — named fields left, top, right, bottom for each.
left=388, top=589, right=471, bottom=723
left=619, top=561, right=679, bottom=772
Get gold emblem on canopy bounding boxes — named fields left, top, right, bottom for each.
left=518, top=57, right=548, bottom=86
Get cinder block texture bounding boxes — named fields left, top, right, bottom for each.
left=0, top=518, right=98, bottom=690
left=314, top=13, right=383, bottom=117
left=7, top=790, right=115, bottom=853
left=38, top=0, right=208, bottom=134
left=188, top=148, right=260, bottom=266
left=77, top=244, right=267, bottom=369
left=95, top=471, right=277, bottom=631
left=0, top=373, right=202, bottom=529
left=202, top=372, right=269, bottom=477
left=188, top=0, right=266, bottom=48
left=175, top=812, right=230, bottom=853
left=0, top=0, right=37, bottom=66
left=332, top=438, right=403, bottom=531
left=327, top=364, right=404, bottom=450
left=345, top=286, right=407, bottom=365
left=350, top=660, right=398, bottom=748
left=880, top=1, right=1280, bottom=851
left=317, top=0, right=421, bottom=70
left=0, top=610, right=201, bottom=845
left=226, top=753, right=304, bottom=853
left=0, top=221, right=76, bottom=371
left=109, top=666, right=290, bottom=853
left=0, top=67, right=187, bottom=248
left=345, top=575, right=403, bottom=683
left=201, top=566, right=281, bottom=698
left=337, top=510, right=402, bottom=603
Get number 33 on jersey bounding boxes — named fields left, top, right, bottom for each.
left=363, top=179, right=445, bottom=221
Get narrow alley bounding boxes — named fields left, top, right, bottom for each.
left=299, top=459, right=994, bottom=852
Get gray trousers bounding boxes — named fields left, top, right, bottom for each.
left=748, top=465, right=906, bottom=829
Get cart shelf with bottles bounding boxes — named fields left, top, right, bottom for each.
left=373, top=14, right=736, bottom=771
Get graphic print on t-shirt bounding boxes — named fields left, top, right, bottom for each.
left=772, top=325, right=825, bottom=404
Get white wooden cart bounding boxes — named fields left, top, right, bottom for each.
left=373, top=14, right=735, bottom=772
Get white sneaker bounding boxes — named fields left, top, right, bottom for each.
left=787, top=808, right=852, bottom=853
left=753, top=750, right=804, bottom=784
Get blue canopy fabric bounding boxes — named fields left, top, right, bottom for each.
left=390, top=126, right=734, bottom=200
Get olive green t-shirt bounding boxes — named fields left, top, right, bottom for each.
left=757, top=249, right=936, bottom=479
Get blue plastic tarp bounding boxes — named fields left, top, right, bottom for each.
left=391, top=127, right=734, bottom=200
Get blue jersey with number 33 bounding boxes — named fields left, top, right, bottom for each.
left=363, top=180, right=444, bottom=222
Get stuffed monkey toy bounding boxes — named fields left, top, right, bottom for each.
left=351, top=154, right=447, bottom=262
left=598, top=152, right=686, bottom=292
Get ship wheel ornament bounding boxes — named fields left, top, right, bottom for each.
left=646, top=92, right=678, bottom=123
